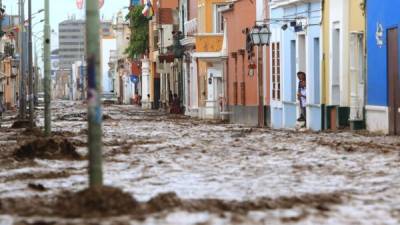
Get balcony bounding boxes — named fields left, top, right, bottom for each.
left=184, top=18, right=197, bottom=36
left=195, top=33, right=224, bottom=53
left=270, top=0, right=308, bottom=8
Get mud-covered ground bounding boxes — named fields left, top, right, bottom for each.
left=0, top=101, right=400, bottom=225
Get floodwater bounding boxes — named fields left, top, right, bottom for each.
left=0, top=101, right=400, bottom=225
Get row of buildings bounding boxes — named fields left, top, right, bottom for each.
left=0, top=14, right=42, bottom=111
left=132, top=0, right=399, bottom=135
left=52, top=14, right=142, bottom=106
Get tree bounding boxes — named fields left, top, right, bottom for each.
left=125, top=6, right=149, bottom=59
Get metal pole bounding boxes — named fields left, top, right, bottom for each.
left=34, top=40, right=38, bottom=105
left=43, top=0, right=51, bottom=135
left=86, top=0, right=103, bottom=187
left=19, top=0, right=26, bottom=119
left=258, top=46, right=264, bottom=127
left=28, top=0, right=34, bottom=128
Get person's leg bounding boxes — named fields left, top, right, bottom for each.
left=297, top=103, right=303, bottom=121
left=301, top=107, right=306, bottom=122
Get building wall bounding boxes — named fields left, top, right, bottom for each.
left=0, top=59, right=14, bottom=108
left=59, top=19, right=113, bottom=70
left=366, top=0, right=400, bottom=106
left=365, top=0, right=400, bottom=133
left=328, top=0, right=351, bottom=107
left=197, top=0, right=228, bottom=33
left=101, top=38, right=117, bottom=94
left=270, top=1, right=322, bottom=130
left=188, top=0, right=198, bottom=20
left=224, top=0, right=257, bottom=125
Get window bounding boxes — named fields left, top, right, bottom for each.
left=272, top=42, right=281, bottom=100
left=213, top=4, right=225, bottom=33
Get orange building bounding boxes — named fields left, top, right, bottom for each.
left=223, top=0, right=267, bottom=126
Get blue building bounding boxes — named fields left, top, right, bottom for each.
left=366, top=0, right=400, bottom=135
left=269, top=0, right=322, bottom=130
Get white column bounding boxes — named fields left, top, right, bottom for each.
left=141, top=57, right=151, bottom=109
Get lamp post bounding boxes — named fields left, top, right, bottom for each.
left=44, top=0, right=51, bottom=136
left=18, top=0, right=26, bottom=120
left=249, top=24, right=271, bottom=128
left=28, top=0, right=35, bottom=128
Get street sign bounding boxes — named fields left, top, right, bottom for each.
left=130, top=0, right=140, bottom=6
left=130, top=75, right=139, bottom=84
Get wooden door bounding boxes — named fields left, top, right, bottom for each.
left=387, top=28, right=400, bottom=135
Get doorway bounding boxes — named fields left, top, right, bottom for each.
left=332, top=26, right=340, bottom=105
left=387, top=28, right=400, bottom=135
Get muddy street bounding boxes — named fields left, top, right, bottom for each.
left=0, top=101, right=400, bottom=225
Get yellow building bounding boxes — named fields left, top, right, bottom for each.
left=322, top=0, right=366, bottom=130
left=193, top=0, right=228, bottom=119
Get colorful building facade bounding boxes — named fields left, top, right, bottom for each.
left=270, top=0, right=322, bottom=130
left=180, top=0, right=199, bottom=117
left=322, top=0, right=366, bottom=131
left=192, top=0, right=228, bottom=119
left=366, top=0, right=400, bottom=134
left=223, top=0, right=259, bottom=125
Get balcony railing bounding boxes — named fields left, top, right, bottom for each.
left=184, top=18, right=197, bottom=36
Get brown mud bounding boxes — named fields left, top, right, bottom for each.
left=316, top=139, right=400, bottom=153
left=11, top=120, right=34, bottom=129
left=14, top=138, right=83, bottom=160
left=4, top=171, right=71, bottom=182
left=0, top=188, right=345, bottom=219
left=55, top=186, right=139, bottom=218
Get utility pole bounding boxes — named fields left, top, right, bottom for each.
left=43, top=0, right=51, bottom=136
left=34, top=41, right=39, bottom=104
left=28, top=0, right=34, bottom=128
left=19, top=0, right=26, bottom=119
left=86, top=0, right=103, bottom=187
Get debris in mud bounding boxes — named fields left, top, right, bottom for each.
left=22, top=128, right=43, bottom=137
left=102, top=114, right=112, bottom=120
left=55, top=186, right=138, bottom=217
left=231, top=128, right=254, bottom=138
left=58, top=112, right=86, bottom=121
left=51, top=131, right=77, bottom=137
left=58, top=112, right=112, bottom=121
left=316, top=139, right=397, bottom=153
left=14, top=138, right=82, bottom=160
left=28, top=183, right=47, bottom=192
left=11, top=120, right=34, bottom=129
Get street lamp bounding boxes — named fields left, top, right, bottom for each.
left=249, top=24, right=272, bottom=128
left=250, top=25, right=271, bottom=46
left=33, top=19, right=44, bottom=28
left=11, top=59, right=19, bottom=76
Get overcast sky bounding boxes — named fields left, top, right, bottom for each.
left=3, top=0, right=129, bottom=49
left=2, top=0, right=129, bottom=73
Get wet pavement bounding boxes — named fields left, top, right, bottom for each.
left=0, top=101, right=400, bottom=224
